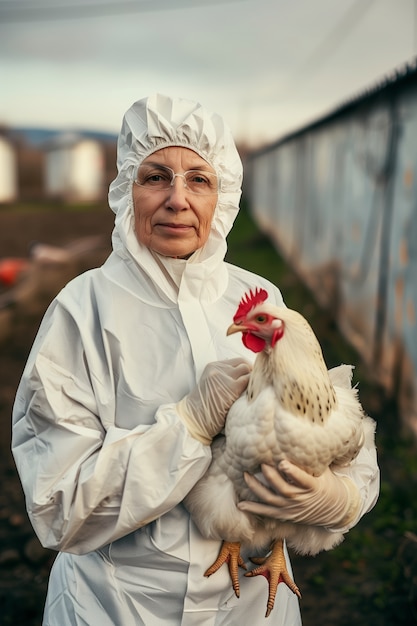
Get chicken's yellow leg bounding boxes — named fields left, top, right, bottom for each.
left=205, top=540, right=247, bottom=597
left=245, top=538, right=301, bottom=618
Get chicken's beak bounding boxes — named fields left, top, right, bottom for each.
left=227, top=322, right=245, bottom=336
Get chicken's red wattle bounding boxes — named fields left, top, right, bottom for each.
left=242, top=332, right=265, bottom=353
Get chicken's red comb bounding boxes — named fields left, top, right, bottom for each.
left=234, top=288, right=268, bottom=322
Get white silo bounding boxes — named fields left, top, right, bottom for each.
left=0, top=135, right=17, bottom=203
left=45, top=133, right=104, bottom=202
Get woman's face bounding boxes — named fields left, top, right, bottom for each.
left=132, top=146, right=218, bottom=258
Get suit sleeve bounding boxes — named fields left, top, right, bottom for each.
left=331, top=416, right=379, bottom=532
left=12, top=301, right=211, bottom=555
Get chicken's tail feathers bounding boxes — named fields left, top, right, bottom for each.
left=328, top=364, right=354, bottom=389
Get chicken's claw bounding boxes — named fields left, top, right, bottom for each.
left=205, top=540, right=246, bottom=597
left=245, top=539, right=301, bottom=618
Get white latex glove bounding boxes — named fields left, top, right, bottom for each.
left=238, top=460, right=361, bottom=529
left=176, top=358, right=251, bottom=445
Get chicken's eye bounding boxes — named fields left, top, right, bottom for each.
left=255, top=315, right=267, bottom=323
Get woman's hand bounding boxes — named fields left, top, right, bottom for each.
left=176, top=358, right=251, bottom=445
left=238, top=460, right=361, bottom=529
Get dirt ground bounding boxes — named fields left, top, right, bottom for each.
left=0, top=206, right=416, bottom=626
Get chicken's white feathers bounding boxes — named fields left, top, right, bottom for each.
left=184, top=296, right=372, bottom=559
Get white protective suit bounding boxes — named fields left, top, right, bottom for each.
left=12, top=94, right=379, bottom=626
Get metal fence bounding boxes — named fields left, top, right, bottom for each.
left=246, top=59, right=417, bottom=434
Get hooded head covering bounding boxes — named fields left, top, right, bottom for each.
left=108, top=94, right=243, bottom=288
left=104, top=94, right=245, bottom=376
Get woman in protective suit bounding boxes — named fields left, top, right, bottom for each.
left=12, top=94, right=379, bottom=625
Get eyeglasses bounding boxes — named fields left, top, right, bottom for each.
left=134, top=164, right=219, bottom=195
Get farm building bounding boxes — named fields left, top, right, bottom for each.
left=246, top=58, right=417, bottom=435
left=44, top=133, right=105, bottom=202
left=0, top=134, right=17, bottom=203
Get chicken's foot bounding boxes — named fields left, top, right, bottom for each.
left=245, top=538, right=301, bottom=618
left=205, top=540, right=247, bottom=598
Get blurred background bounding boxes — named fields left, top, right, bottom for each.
left=1, top=0, right=416, bottom=146
left=0, top=0, right=416, bottom=201
left=1, top=1, right=417, bottom=625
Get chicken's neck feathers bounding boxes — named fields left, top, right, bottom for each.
left=248, top=340, right=337, bottom=424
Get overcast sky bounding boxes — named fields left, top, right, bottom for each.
left=0, top=0, right=415, bottom=147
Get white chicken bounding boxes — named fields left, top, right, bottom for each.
left=184, top=287, right=374, bottom=618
